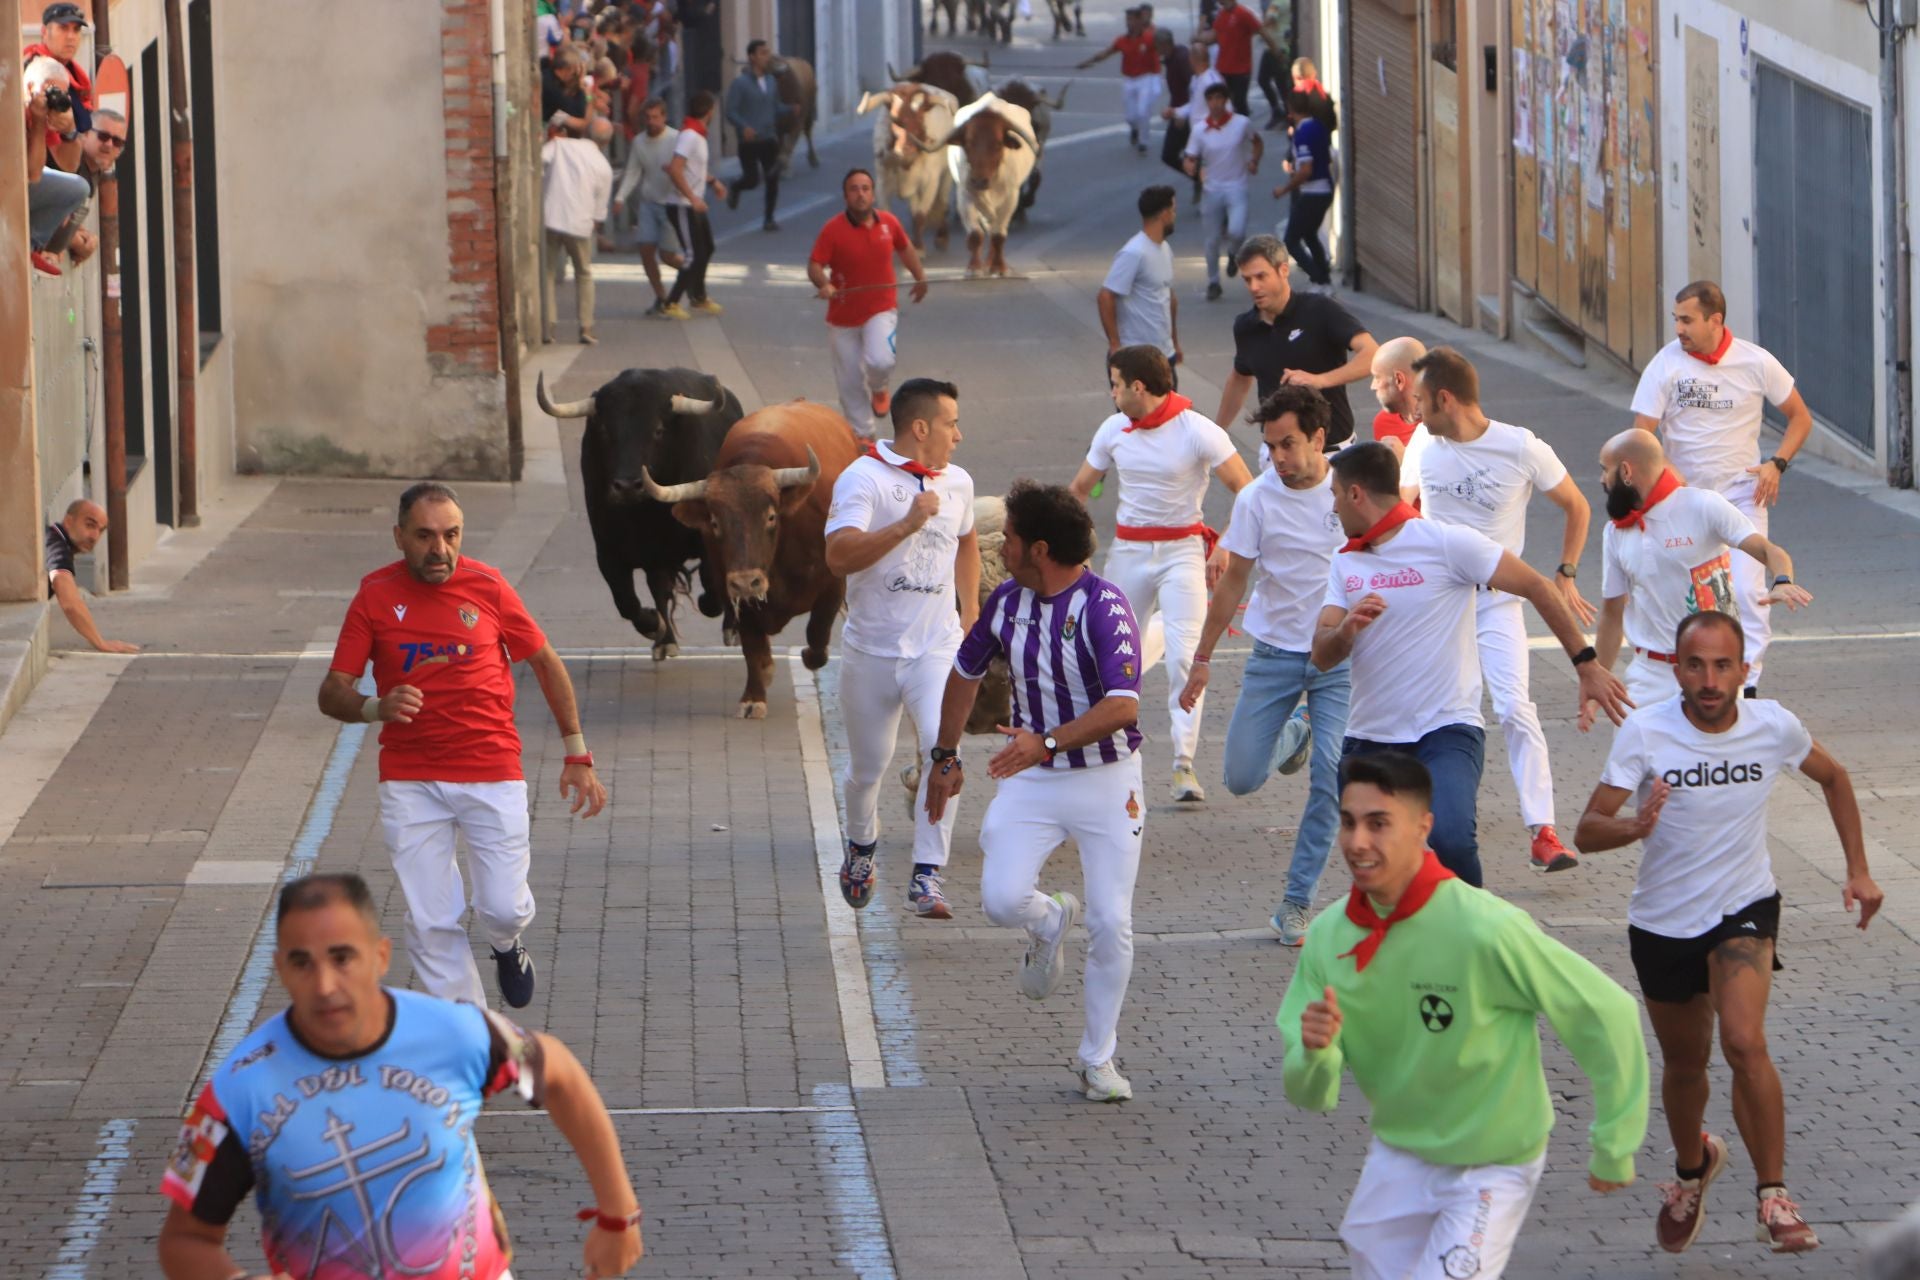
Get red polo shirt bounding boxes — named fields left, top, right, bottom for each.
left=330, top=558, right=548, bottom=783
left=1113, top=29, right=1161, bottom=76
left=1211, top=4, right=1263, bottom=76
left=810, top=209, right=908, bottom=328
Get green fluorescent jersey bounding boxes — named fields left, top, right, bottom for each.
left=1276, top=879, right=1649, bottom=1183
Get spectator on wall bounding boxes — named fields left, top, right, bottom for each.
left=42, top=105, right=124, bottom=266
left=542, top=43, right=593, bottom=135
left=542, top=116, right=615, bottom=345
left=45, top=500, right=139, bottom=653
left=23, top=1, right=93, bottom=172
left=23, top=56, right=88, bottom=277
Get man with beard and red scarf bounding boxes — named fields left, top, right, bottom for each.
left=1071, top=344, right=1252, bottom=803
left=1312, top=443, right=1626, bottom=886
left=1277, top=752, right=1648, bottom=1280
left=1585, top=429, right=1811, bottom=725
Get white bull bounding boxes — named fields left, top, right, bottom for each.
left=941, top=93, right=1038, bottom=277
left=857, top=83, right=959, bottom=252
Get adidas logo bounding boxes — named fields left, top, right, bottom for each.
left=1660, top=760, right=1765, bottom=788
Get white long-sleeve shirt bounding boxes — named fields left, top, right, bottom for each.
left=541, top=135, right=613, bottom=239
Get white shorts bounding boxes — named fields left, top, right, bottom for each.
left=1340, top=1137, right=1547, bottom=1280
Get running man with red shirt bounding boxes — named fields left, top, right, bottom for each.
left=1078, top=6, right=1163, bottom=154
left=319, top=482, right=607, bottom=1010
left=809, top=168, right=930, bottom=437
left=1197, top=0, right=1267, bottom=117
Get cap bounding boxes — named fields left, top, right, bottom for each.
left=42, top=2, right=91, bottom=29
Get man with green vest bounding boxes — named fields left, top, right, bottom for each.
left=1277, top=752, right=1649, bottom=1278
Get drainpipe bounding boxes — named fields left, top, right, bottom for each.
left=164, top=0, right=197, bottom=525
left=491, top=0, right=525, bottom=482
left=1885, top=11, right=1913, bottom=489
left=1338, top=0, right=1356, bottom=288
left=96, top=3, right=128, bottom=586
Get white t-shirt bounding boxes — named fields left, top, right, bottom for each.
left=1322, top=519, right=1505, bottom=741
left=1185, top=69, right=1225, bottom=122
left=1086, top=406, right=1237, bottom=529
left=1600, top=486, right=1757, bottom=655
left=1182, top=111, right=1256, bottom=192
left=825, top=445, right=976, bottom=660
left=666, top=128, right=708, bottom=206
left=1630, top=337, right=1796, bottom=492
left=1102, top=231, right=1176, bottom=358
left=1219, top=467, right=1342, bottom=651
left=1600, top=694, right=1812, bottom=938
left=1403, top=419, right=1569, bottom=555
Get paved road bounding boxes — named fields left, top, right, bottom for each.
left=3, top=3, right=1918, bottom=1276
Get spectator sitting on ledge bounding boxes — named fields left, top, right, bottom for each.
left=23, top=55, right=88, bottom=276
left=46, top=500, right=139, bottom=654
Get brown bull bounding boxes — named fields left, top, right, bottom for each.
left=642, top=401, right=860, bottom=718
left=769, top=55, right=818, bottom=172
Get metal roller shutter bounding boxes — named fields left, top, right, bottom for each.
left=1349, top=0, right=1423, bottom=308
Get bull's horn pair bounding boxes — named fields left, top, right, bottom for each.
left=536, top=371, right=594, bottom=419
left=639, top=446, right=820, bottom=505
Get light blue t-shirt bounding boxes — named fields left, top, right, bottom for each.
left=1102, top=230, right=1176, bottom=357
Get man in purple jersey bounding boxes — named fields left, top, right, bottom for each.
left=925, top=481, right=1146, bottom=1103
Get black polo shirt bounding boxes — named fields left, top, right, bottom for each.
left=1231, top=292, right=1369, bottom=445
left=44, top=522, right=75, bottom=598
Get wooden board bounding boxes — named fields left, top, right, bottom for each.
left=1604, top=0, right=1630, bottom=358
left=1351, top=0, right=1424, bottom=308
left=1684, top=25, right=1722, bottom=284
left=1511, top=0, right=1538, bottom=289
left=1432, top=61, right=1465, bottom=322
left=1628, top=0, right=1659, bottom=363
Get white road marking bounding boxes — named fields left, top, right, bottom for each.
left=43, top=1118, right=137, bottom=1280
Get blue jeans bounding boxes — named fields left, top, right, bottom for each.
left=1285, top=191, right=1334, bottom=285
left=28, top=167, right=88, bottom=250
left=1222, top=642, right=1351, bottom=907
left=1342, top=724, right=1486, bottom=887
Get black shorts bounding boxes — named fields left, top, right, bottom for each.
left=1628, top=892, right=1784, bottom=1004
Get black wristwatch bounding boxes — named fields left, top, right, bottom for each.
left=929, top=746, right=959, bottom=763
left=1571, top=645, right=1598, bottom=668
left=1042, top=733, right=1060, bottom=760
left=1771, top=575, right=1793, bottom=588
left=1767, top=454, right=1792, bottom=473
left=1556, top=563, right=1578, bottom=580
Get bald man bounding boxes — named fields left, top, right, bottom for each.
left=1368, top=336, right=1425, bottom=456
left=45, top=500, right=138, bottom=654
left=1587, top=431, right=1810, bottom=722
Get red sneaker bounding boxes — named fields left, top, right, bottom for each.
left=871, top=388, right=891, bottom=418
left=1656, top=1132, right=1728, bottom=1253
left=1529, top=825, right=1578, bottom=872
left=1755, top=1187, right=1820, bottom=1253
left=31, top=251, right=61, bottom=277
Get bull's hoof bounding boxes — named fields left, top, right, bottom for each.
left=633, top=608, right=664, bottom=640
left=722, top=624, right=740, bottom=647
left=738, top=700, right=769, bottom=720
left=900, top=763, right=921, bottom=793
left=652, top=640, right=679, bottom=661
left=801, top=646, right=830, bottom=671
left=697, top=591, right=723, bottom=618
left=807, top=151, right=819, bottom=169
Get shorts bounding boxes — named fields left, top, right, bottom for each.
left=636, top=199, right=678, bottom=248
left=1628, top=892, right=1784, bottom=1004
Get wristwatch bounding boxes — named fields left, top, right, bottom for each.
left=1042, top=733, right=1060, bottom=761
left=1767, top=454, right=1792, bottom=473
left=929, top=746, right=959, bottom=763
left=1556, top=563, right=1578, bottom=580
left=1571, top=645, right=1598, bottom=668
left=1771, top=574, right=1794, bottom=587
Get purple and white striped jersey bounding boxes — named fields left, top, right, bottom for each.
left=954, top=571, right=1144, bottom=769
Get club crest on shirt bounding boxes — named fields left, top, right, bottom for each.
left=1122, top=662, right=1135, bottom=679
left=1125, top=790, right=1141, bottom=820
left=392, top=604, right=408, bottom=621
left=892, top=485, right=909, bottom=502
left=1062, top=614, right=1078, bottom=642
left=458, top=605, right=478, bottom=630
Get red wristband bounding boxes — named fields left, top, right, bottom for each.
left=563, top=753, right=595, bottom=767
left=577, top=1206, right=641, bottom=1232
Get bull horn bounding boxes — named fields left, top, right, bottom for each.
left=770, top=446, right=821, bottom=490
left=535, top=371, right=594, bottom=419
left=1044, top=81, right=1072, bottom=110
left=640, top=467, right=709, bottom=504
left=669, top=393, right=717, bottom=416
left=889, top=61, right=921, bottom=83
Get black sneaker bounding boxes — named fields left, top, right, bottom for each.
left=840, top=841, right=877, bottom=909
left=1226, top=255, right=1239, bottom=279
left=491, top=941, right=536, bottom=1008
left=726, top=184, right=742, bottom=210
left=1206, top=281, right=1223, bottom=301
left=763, top=218, right=780, bottom=233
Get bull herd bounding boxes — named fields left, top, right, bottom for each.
left=537, top=369, right=1015, bottom=726
left=861, top=52, right=1070, bottom=278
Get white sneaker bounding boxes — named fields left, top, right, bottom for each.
left=1079, top=1058, right=1133, bottom=1102
left=1171, top=762, right=1205, bottom=802
left=1269, top=900, right=1311, bottom=946
left=1019, top=892, right=1079, bottom=1000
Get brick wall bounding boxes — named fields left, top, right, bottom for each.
left=425, top=0, right=500, bottom=375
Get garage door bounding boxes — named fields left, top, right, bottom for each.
left=1350, top=0, right=1423, bottom=308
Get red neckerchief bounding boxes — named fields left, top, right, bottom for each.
left=1204, top=108, right=1232, bottom=131
left=1294, top=77, right=1326, bottom=98
left=681, top=115, right=708, bottom=137
left=1122, top=392, right=1192, bottom=433
left=864, top=442, right=942, bottom=479
left=1337, top=850, right=1456, bottom=972
left=1340, top=500, right=1419, bottom=552
left=1610, top=467, right=1684, bottom=531
left=1685, top=327, right=1734, bottom=366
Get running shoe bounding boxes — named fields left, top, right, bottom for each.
left=1755, top=1187, right=1819, bottom=1253
left=579, top=331, right=598, bottom=345
left=1079, top=1058, right=1133, bottom=1102
left=1226, top=255, right=1238, bottom=279
left=871, top=387, right=892, bottom=418
left=691, top=298, right=725, bottom=315
left=491, top=941, right=537, bottom=1009
left=1205, top=281, right=1223, bottom=302
left=1269, top=900, right=1312, bottom=946
left=1655, top=1131, right=1728, bottom=1253
left=1019, top=891, right=1079, bottom=1000
left=656, top=302, right=692, bottom=320
left=840, top=841, right=877, bottom=910
left=908, top=869, right=952, bottom=920
left=1171, top=762, right=1205, bottom=803
left=1529, top=825, right=1579, bottom=873
left=1276, top=706, right=1313, bottom=775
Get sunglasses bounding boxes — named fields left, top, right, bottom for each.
left=94, top=131, right=126, bottom=147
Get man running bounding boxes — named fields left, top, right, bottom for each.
left=612, top=96, right=686, bottom=318
left=1313, top=443, right=1627, bottom=886
left=1071, top=344, right=1253, bottom=802
left=662, top=88, right=727, bottom=318
left=1630, top=281, right=1814, bottom=691
left=809, top=168, right=930, bottom=437
left=158, top=873, right=644, bottom=1280
left=1271, top=91, right=1334, bottom=291
left=825, top=377, right=981, bottom=919
left=724, top=38, right=795, bottom=232
left=1574, top=610, right=1883, bottom=1255
left=1398, top=347, right=1594, bottom=873
left=319, top=482, right=607, bottom=1009
left=1077, top=6, right=1162, bottom=155
left=1589, top=429, right=1811, bottom=717
left=1279, top=753, right=1648, bottom=1280
left=1196, top=0, right=1264, bottom=116
left=1366, top=335, right=1425, bottom=455
left=1097, top=185, right=1180, bottom=370
left=924, top=481, right=1146, bottom=1103
left=1182, top=83, right=1260, bottom=303
left=1179, top=385, right=1349, bottom=943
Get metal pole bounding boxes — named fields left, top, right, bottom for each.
left=491, top=0, right=525, bottom=483
left=96, top=7, right=129, bottom=588
left=1886, top=15, right=1914, bottom=489
left=165, top=0, right=199, bottom=526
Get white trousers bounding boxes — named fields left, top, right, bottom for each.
left=1475, top=592, right=1554, bottom=829
left=379, top=780, right=535, bottom=1007
left=1718, top=475, right=1770, bottom=685
left=840, top=643, right=962, bottom=867
left=978, top=752, right=1145, bottom=1067
left=1122, top=73, right=1159, bottom=137
left=830, top=310, right=900, bottom=435
left=1102, top=536, right=1207, bottom=762
left=1340, top=1138, right=1547, bottom=1280
left=1625, top=651, right=1678, bottom=708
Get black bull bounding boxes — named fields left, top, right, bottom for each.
left=536, top=367, right=744, bottom=659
